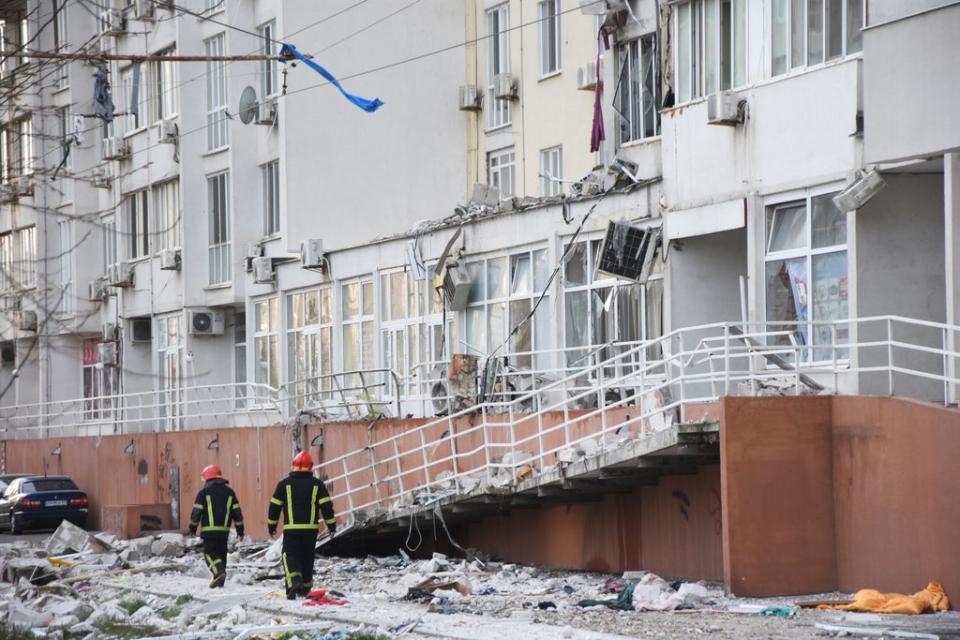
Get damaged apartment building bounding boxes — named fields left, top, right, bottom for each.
left=0, top=0, right=959, bottom=598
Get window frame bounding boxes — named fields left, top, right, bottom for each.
left=537, top=0, right=561, bottom=79
left=259, top=20, right=279, bottom=98
left=154, top=179, right=181, bottom=252
left=340, top=278, right=375, bottom=388
left=771, top=0, right=864, bottom=77
left=207, top=171, right=231, bottom=285
left=53, top=0, right=69, bottom=89
left=262, top=159, right=280, bottom=237
left=487, top=147, right=516, bottom=198
left=150, top=45, right=178, bottom=124
left=82, top=337, right=118, bottom=420
left=125, top=190, right=150, bottom=260
left=204, top=33, right=229, bottom=151
left=156, top=314, right=184, bottom=428
left=615, top=33, right=661, bottom=144
left=58, top=218, right=74, bottom=316
left=539, top=146, right=562, bottom=197
left=675, top=0, right=747, bottom=105
left=485, top=4, right=512, bottom=131
left=286, top=286, right=335, bottom=408
left=253, top=297, right=280, bottom=389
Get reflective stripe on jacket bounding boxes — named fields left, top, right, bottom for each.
left=189, top=478, right=244, bottom=536
left=267, top=471, right=335, bottom=532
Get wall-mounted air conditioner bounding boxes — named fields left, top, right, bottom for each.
left=99, top=9, right=125, bottom=36
left=442, top=262, right=471, bottom=311
left=92, top=169, right=113, bottom=189
left=159, top=248, right=181, bottom=271
left=458, top=85, right=482, bottom=111
left=257, top=98, right=278, bottom=125
left=493, top=73, right=519, bottom=100
left=252, top=256, right=275, bottom=284
left=107, top=261, right=134, bottom=287
left=577, top=62, right=597, bottom=91
left=188, top=309, right=225, bottom=336
left=158, top=120, right=178, bottom=143
left=101, top=322, right=117, bottom=341
left=300, top=239, right=325, bottom=270
left=18, top=310, right=37, bottom=332
left=706, top=92, right=744, bottom=126
left=88, top=279, right=108, bottom=302
left=102, top=136, right=131, bottom=161
left=134, top=0, right=156, bottom=21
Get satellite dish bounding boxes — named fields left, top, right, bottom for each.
left=239, top=86, right=258, bottom=125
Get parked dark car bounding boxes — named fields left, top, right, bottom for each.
left=0, top=476, right=89, bottom=534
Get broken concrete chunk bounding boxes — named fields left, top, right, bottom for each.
left=150, top=538, right=183, bottom=558
left=3, top=557, right=57, bottom=585
left=46, top=521, right=96, bottom=556
left=129, top=605, right=156, bottom=623
left=7, top=600, right=53, bottom=628
left=48, top=614, right=80, bottom=629
left=86, top=603, right=129, bottom=626
left=47, top=597, right=93, bottom=621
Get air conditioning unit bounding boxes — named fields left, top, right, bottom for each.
left=0, top=184, right=16, bottom=203
left=493, top=73, right=519, bottom=100
left=252, top=256, right=275, bottom=284
left=99, top=9, right=125, bottom=35
left=131, top=317, right=151, bottom=343
left=579, top=0, right=626, bottom=15
left=1, top=345, right=14, bottom=366
left=257, top=98, right=278, bottom=125
left=102, top=136, right=131, bottom=161
left=442, top=262, right=471, bottom=311
left=458, top=85, right=482, bottom=111
left=188, top=309, right=225, bottom=336
left=833, top=170, right=887, bottom=213
left=300, top=239, right=326, bottom=270
left=707, top=92, right=744, bottom=126
left=18, top=310, right=37, bottom=332
left=158, top=120, right=178, bottom=143
left=88, top=279, right=108, bottom=302
left=98, top=341, right=118, bottom=366
left=101, top=322, right=117, bottom=340
left=92, top=169, right=113, bottom=189
left=159, top=248, right=181, bottom=271
left=10, top=177, right=34, bottom=197
left=247, top=243, right=265, bottom=259
left=107, top=261, right=134, bottom=287
left=134, top=0, right=156, bottom=20
left=577, top=62, right=598, bottom=91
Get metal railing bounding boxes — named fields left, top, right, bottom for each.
left=0, top=382, right=281, bottom=440
left=312, top=315, right=960, bottom=523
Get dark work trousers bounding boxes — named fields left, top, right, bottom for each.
left=202, top=535, right=228, bottom=578
left=281, top=531, right=318, bottom=596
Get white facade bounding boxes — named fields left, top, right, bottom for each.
left=0, top=0, right=957, bottom=429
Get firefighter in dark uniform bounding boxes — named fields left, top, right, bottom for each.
left=189, top=465, right=245, bottom=588
left=267, top=451, right=336, bottom=599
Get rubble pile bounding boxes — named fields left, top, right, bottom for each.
left=1, top=523, right=958, bottom=639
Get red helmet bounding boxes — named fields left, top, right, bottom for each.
left=292, top=451, right=313, bottom=471
left=201, top=465, right=223, bottom=481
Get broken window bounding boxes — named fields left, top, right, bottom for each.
left=676, top=0, right=746, bottom=104
left=463, top=248, right=550, bottom=369
left=254, top=298, right=279, bottom=389
left=82, top=338, right=117, bottom=420
left=764, top=192, right=848, bottom=361
left=341, top=279, right=375, bottom=390
left=615, top=33, right=660, bottom=143
left=539, top=146, right=562, bottom=197
left=287, top=288, right=333, bottom=408
left=772, top=0, right=863, bottom=76
left=488, top=147, right=515, bottom=197
left=563, top=237, right=663, bottom=370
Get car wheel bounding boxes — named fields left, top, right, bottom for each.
left=10, top=512, right=22, bottom=535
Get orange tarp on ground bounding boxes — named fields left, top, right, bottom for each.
left=818, top=582, right=950, bottom=614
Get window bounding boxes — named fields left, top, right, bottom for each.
left=208, top=171, right=230, bottom=284
left=102, top=215, right=117, bottom=273
left=676, top=0, right=746, bottom=103
left=262, top=160, right=280, bottom=236
left=125, top=190, right=149, bottom=259
left=287, top=288, right=334, bottom=408
left=464, top=249, right=551, bottom=369
left=58, top=219, right=73, bottom=315
left=156, top=315, right=184, bottom=428
left=764, top=191, right=848, bottom=360
left=488, top=147, right=515, bottom=197
left=259, top=21, right=279, bottom=98
left=538, top=0, right=561, bottom=77
left=0, top=232, right=13, bottom=290
left=254, top=298, right=279, bottom=388
left=53, top=0, right=68, bottom=88
left=539, top=146, right=562, bottom=197
left=121, top=68, right=140, bottom=133
left=154, top=179, right=180, bottom=251
left=16, top=119, right=32, bottom=176
left=150, top=46, right=178, bottom=123
left=82, top=338, right=117, bottom=420
left=341, top=279, right=375, bottom=388
left=772, top=0, right=863, bottom=76
left=563, top=238, right=664, bottom=368
left=14, top=226, right=35, bottom=289
left=205, top=34, right=229, bottom=150
left=204, top=0, right=224, bottom=14
left=234, top=311, right=247, bottom=405
left=486, top=5, right=511, bottom=130
left=616, top=34, right=660, bottom=143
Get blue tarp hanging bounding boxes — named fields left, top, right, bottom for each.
left=279, top=43, right=383, bottom=113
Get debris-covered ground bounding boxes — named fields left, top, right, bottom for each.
left=2, top=523, right=959, bottom=639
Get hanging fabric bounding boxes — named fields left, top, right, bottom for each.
left=279, top=43, right=383, bottom=113
left=130, top=62, right=142, bottom=118
left=590, top=29, right=610, bottom=153
left=93, top=64, right=115, bottom=122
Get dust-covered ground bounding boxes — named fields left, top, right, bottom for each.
left=2, top=525, right=958, bottom=639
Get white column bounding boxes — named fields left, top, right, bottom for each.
left=945, top=153, right=960, bottom=402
